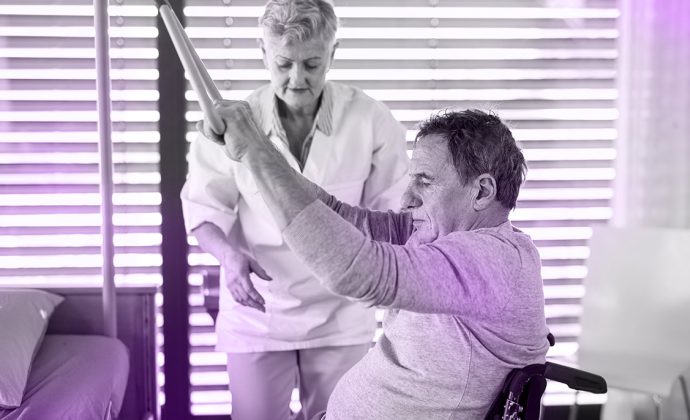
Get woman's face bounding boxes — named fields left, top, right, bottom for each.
left=261, top=33, right=336, bottom=113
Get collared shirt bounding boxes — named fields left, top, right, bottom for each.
left=180, top=81, right=410, bottom=352
left=263, top=81, right=334, bottom=170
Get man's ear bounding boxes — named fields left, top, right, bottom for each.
left=473, top=174, right=497, bottom=210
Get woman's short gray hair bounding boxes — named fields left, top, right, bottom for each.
left=259, top=0, right=338, bottom=45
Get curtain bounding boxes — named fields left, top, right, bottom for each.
left=603, top=0, right=690, bottom=418
left=612, top=0, right=690, bottom=229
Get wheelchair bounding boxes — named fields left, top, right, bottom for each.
left=485, top=334, right=608, bottom=420
left=202, top=271, right=607, bottom=420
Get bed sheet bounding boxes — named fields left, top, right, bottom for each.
left=0, top=334, right=129, bottom=420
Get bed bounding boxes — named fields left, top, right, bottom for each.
left=0, top=285, right=157, bottom=420
left=0, top=335, right=129, bottom=420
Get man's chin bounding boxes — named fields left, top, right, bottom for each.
left=407, top=228, right=437, bottom=246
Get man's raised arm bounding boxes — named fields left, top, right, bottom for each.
left=207, top=100, right=411, bottom=244
left=205, top=102, right=524, bottom=316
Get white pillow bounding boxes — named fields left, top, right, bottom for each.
left=0, top=289, right=63, bottom=408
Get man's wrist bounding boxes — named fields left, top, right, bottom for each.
left=241, top=137, right=276, bottom=168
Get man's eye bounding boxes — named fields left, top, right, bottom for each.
left=277, top=63, right=291, bottom=69
left=305, top=64, right=318, bottom=70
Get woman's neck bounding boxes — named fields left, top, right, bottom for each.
left=277, top=98, right=320, bottom=125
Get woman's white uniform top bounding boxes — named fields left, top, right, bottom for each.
left=180, top=81, right=410, bottom=352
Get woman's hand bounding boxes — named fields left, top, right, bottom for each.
left=221, top=250, right=272, bottom=313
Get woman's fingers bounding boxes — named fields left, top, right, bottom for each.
left=229, top=282, right=265, bottom=312
left=249, top=259, right=273, bottom=281
left=225, top=268, right=266, bottom=312
left=239, top=275, right=266, bottom=312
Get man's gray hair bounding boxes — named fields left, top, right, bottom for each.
left=415, top=109, right=527, bottom=210
left=259, top=0, right=338, bottom=44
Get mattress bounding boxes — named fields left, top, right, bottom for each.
left=0, top=334, right=129, bottom=420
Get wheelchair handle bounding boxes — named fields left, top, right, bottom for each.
left=544, top=361, right=608, bottom=394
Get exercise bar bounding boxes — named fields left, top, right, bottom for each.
left=156, top=0, right=225, bottom=135
left=93, top=0, right=117, bottom=338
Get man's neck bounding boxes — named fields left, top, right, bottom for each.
left=466, top=207, right=510, bottom=231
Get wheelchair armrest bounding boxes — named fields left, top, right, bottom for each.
left=544, top=361, right=608, bottom=394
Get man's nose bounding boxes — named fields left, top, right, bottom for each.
left=400, top=186, right=421, bottom=210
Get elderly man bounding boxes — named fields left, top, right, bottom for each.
left=201, top=104, right=550, bottom=419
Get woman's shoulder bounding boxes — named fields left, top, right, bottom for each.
left=244, top=84, right=273, bottom=110
left=327, top=81, right=392, bottom=118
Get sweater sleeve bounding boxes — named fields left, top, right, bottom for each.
left=315, top=188, right=412, bottom=245
left=283, top=200, right=525, bottom=317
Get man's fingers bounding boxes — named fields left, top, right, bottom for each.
left=248, top=259, right=272, bottom=281
left=216, top=99, right=242, bottom=110
left=202, top=99, right=266, bottom=162
left=196, top=120, right=224, bottom=145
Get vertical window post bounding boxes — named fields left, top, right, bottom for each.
left=158, top=0, right=191, bottom=418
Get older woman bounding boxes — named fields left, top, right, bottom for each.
left=180, top=1, right=409, bottom=419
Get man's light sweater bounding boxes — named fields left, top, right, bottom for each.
left=282, top=198, right=550, bottom=419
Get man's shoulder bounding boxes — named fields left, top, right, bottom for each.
left=433, top=222, right=537, bottom=255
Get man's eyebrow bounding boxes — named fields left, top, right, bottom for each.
left=410, top=171, right=434, bottom=181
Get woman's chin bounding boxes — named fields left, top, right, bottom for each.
left=282, top=97, right=316, bottom=111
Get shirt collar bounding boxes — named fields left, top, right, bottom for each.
left=315, top=82, right=333, bottom=136
left=257, top=82, right=334, bottom=138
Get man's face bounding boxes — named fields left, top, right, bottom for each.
left=401, top=134, right=477, bottom=245
left=261, top=33, right=336, bottom=112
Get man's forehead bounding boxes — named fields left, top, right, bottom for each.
left=410, top=134, right=451, bottom=173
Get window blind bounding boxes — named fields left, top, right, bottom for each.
left=0, top=0, right=165, bottom=404
left=183, top=0, right=618, bottom=414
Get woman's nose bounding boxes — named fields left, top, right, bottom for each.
left=288, top=65, right=306, bottom=85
